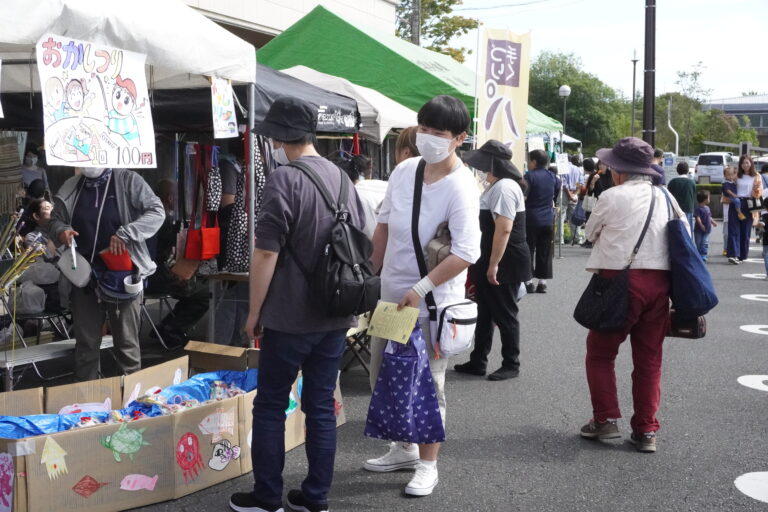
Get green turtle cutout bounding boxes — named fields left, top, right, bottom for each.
left=100, top=423, right=150, bottom=462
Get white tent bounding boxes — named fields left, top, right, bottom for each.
left=0, top=0, right=256, bottom=92
left=281, top=65, right=417, bottom=144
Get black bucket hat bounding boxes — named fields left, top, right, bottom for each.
left=254, top=96, right=318, bottom=141
left=463, top=140, right=522, bottom=180
left=595, top=137, right=656, bottom=176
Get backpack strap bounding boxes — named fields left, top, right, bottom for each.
left=410, top=159, right=438, bottom=322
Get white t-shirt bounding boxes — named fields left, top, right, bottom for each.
left=378, top=157, right=481, bottom=316
left=480, top=179, right=525, bottom=220
left=355, top=179, right=388, bottom=239
left=736, top=175, right=755, bottom=197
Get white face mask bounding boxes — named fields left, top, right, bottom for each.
left=80, top=167, right=106, bottom=179
left=271, top=144, right=290, bottom=166
left=416, top=132, right=455, bottom=164
left=24, top=155, right=38, bottom=167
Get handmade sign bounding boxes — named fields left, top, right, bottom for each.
left=0, top=453, right=12, bottom=512
left=208, top=440, right=240, bottom=471
left=72, top=475, right=107, bottom=498
left=176, top=432, right=204, bottom=483
left=120, top=473, right=159, bottom=492
left=100, top=423, right=150, bottom=462
left=41, top=437, right=68, bottom=480
left=36, top=34, right=156, bottom=168
left=197, top=408, right=235, bottom=443
left=211, top=77, right=238, bottom=139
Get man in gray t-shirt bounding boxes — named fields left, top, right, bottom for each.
left=229, top=97, right=365, bottom=512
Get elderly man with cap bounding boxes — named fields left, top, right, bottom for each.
left=578, top=137, right=686, bottom=454
left=454, top=140, right=531, bottom=381
left=229, top=96, right=366, bottom=512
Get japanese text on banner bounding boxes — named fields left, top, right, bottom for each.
left=476, top=29, right=531, bottom=172
left=36, top=34, right=156, bottom=168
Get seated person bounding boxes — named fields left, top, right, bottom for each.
left=146, top=180, right=208, bottom=348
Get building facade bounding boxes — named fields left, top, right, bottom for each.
left=705, top=95, right=768, bottom=147
left=183, top=0, right=399, bottom=47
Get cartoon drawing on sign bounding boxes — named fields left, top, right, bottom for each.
left=484, top=39, right=522, bottom=139
left=120, top=473, right=159, bottom=491
left=37, top=34, right=156, bottom=168
left=107, top=76, right=143, bottom=145
left=208, top=439, right=241, bottom=471
left=100, top=423, right=150, bottom=462
left=0, top=453, right=13, bottom=511
left=72, top=475, right=107, bottom=498
left=176, top=433, right=204, bottom=483
left=41, top=437, right=68, bottom=480
left=59, top=397, right=112, bottom=416
left=198, top=408, right=235, bottom=443
left=211, top=77, right=238, bottom=139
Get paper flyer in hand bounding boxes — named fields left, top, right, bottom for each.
left=211, top=77, right=238, bottom=138
left=367, top=301, right=420, bottom=344
left=36, top=34, right=156, bottom=168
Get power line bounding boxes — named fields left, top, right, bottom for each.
left=454, top=0, right=561, bottom=11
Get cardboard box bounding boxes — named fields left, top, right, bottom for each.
left=45, top=376, right=122, bottom=415
left=122, top=356, right=189, bottom=408
left=0, top=386, right=43, bottom=416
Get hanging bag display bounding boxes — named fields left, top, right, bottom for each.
left=573, top=184, right=656, bottom=332
left=411, top=159, right=477, bottom=357
left=364, top=322, right=446, bottom=444
left=185, top=145, right=221, bottom=261
left=206, top=145, right=223, bottom=212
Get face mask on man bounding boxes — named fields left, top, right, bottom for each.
left=24, top=155, right=38, bottom=167
left=80, top=167, right=106, bottom=179
left=271, top=143, right=290, bottom=166
left=416, top=132, right=456, bottom=164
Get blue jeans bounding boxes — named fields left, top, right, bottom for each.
left=694, top=231, right=711, bottom=261
left=763, top=245, right=768, bottom=275
left=251, top=327, right=347, bottom=505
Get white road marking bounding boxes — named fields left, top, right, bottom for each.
left=737, top=375, right=768, bottom=392
left=742, top=273, right=767, bottom=280
left=740, top=325, right=768, bottom=336
left=740, top=294, right=768, bottom=303
left=735, top=472, right=768, bottom=503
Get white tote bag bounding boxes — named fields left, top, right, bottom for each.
left=432, top=300, right=478, bottom=358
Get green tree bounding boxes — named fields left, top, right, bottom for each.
left=396, top=0, right=478, bottom=63
left=654, top=92, right=701, bottom=155
left=689, top=111, right=758, bottom=154
left=529, top=51, right=627, bottom=155
left=675, top=62, right=712, bottom=155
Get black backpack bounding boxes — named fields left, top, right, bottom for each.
left=286, top=160, right=381, bottom=317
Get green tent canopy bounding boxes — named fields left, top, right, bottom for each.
left=258, top=5, right=561, bottom=135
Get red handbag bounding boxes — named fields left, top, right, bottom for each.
left=185, top=145, right=221, bottom=261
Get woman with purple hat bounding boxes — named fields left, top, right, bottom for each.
left=578, top=137, right=686, bottom=454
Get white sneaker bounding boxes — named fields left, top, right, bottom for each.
left=404, top=463, right=439, bottom=496
left=728, top=257, right=740, bottom=265
left=363, top=442, right=419, bottom=472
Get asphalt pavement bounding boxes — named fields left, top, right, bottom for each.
left=135, top=224, right=768, bottom=512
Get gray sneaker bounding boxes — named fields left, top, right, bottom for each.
left=629, top=431, right=657, bottom=453
left=579, top=419, right=620, bottom=440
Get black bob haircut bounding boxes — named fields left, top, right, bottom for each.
left=417, top=95, right=471, bottom=136
left=529, top=149, right=550, bottom=169
left=583, top=158, right=595, bottom=173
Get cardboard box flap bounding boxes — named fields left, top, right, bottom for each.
left=246, top=348, right=259, bottom=369
left=0, top=387, right=44, bottom=417
left=44, top=377, right=122, bottom=415
left=185, top=341, right=247, bottom=372
left=122, top=356, right=190, bottom=408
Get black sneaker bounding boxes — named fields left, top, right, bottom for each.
left=525, top=282, right=535, bottom=294
left=629, top=431, right=657, bottom=453
left=487, top=367, right=519, bottom=381
left=229, top=492, right=284, bottom=512
left=286, top=490, right=328, bottom=512
left=536, top=282, right=547, bottom=293
left=454, top=361, right=486, bottom=376
left=579, top=419, right=620, bottom=440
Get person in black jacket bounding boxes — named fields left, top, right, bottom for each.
left=455, top=141, right=531, bottom=381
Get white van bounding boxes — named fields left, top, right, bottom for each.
left=694, top=152, right=735, bottom=184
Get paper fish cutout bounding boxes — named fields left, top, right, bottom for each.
left=58, top=397, right=111, bottom=416
left=208, top=440, right=240, bottom=471
left=120, top=473, right=158, bottom=491
left=124, top=382, right=141, bottom=408
left=41, top=438, right=68, bottom=480
left=72, top=475, right=107, bottom=498
left=176, top=433, right=203, bottom=483
left=173, top=368, right=184, bottom=385
left=0, top=453, right=14, bottom=511
left=198, top=408, right=235, bottom=443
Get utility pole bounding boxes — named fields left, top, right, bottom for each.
left=410, top=0, right=421, bottom=45
left=631, top=49, right=639, bottom=137
left=642, top=0, right=656, bottom=146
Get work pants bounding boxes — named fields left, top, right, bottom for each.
left=526, top=224, right=554, bottom=279
left=469, top=279, right=521, bottom=371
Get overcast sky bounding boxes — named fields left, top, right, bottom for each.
left=453, top=0, right=766, bottom=101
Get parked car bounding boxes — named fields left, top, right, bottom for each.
left=694, top=152, right=735, bottom=183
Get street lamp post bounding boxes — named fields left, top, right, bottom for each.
left=631, top=49, right=639, bottom=137
left=557, top=85, right=571, bottom=257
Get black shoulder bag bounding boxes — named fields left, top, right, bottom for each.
left=286, top=160, right=380, bottom=317
left=573, top=185, right=656, bottom=332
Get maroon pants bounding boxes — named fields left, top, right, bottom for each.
left=585, top=269, right=670, bottom=433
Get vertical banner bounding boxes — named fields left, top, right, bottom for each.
left=211, top=77, right=238, bottom=139
left=476, top=29, right=531, bottom=172
left=36, top=34, right=156, bottom=168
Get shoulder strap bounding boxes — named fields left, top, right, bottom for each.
left=410, top=159, right=437, bottom=321
left=626, top=184, right=657, bottom=269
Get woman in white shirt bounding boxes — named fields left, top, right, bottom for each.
left=733, top=155, right=763, bottom=260
left=579, top=137, right=686, bottom=455
left=363, top=96, right=480, bottom=497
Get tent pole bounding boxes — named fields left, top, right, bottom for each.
left=247, top=83, right=256, bottom=265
